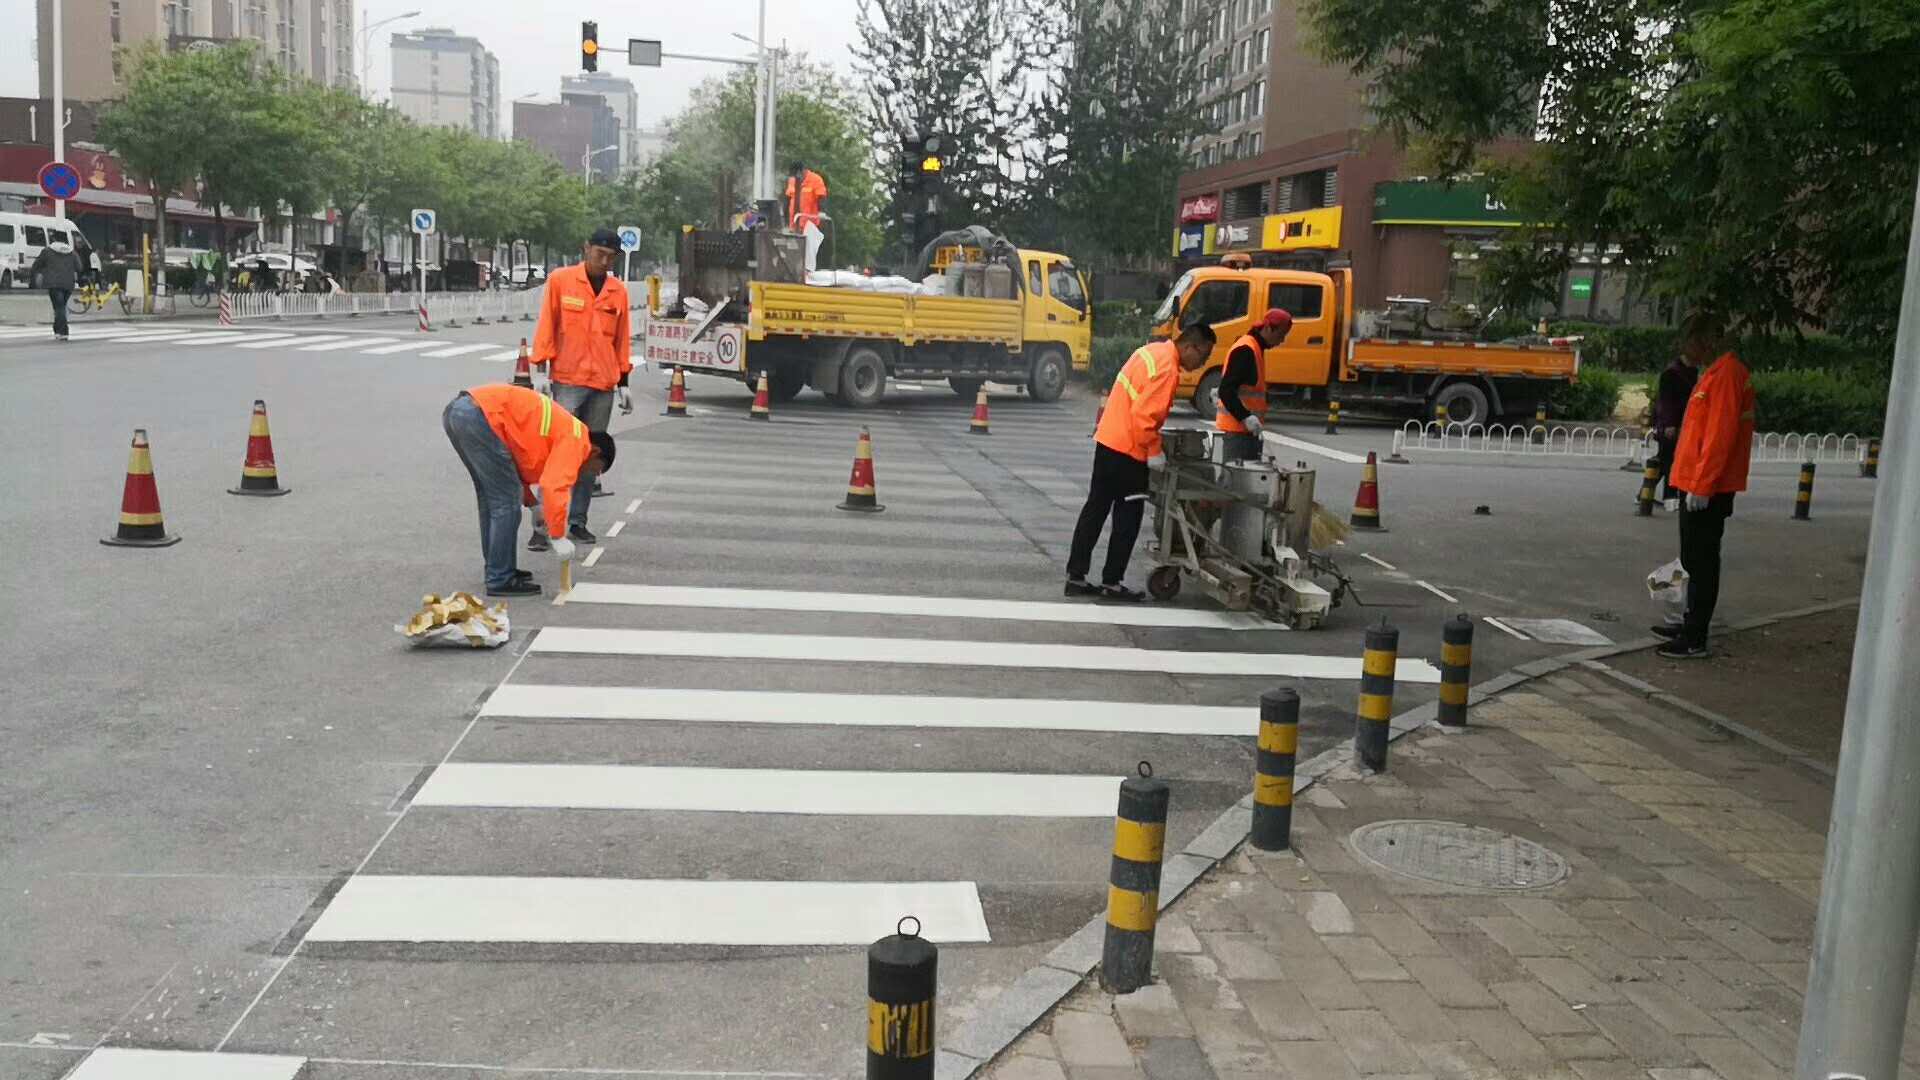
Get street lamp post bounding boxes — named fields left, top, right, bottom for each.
left=582, top=144, right=619, bottom=189
left=359, top=8, right=421, bottom=97
left=52, top=0, right=64, bottom=221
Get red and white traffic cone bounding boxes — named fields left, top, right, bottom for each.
left=748, top=371, right=771, bottom=421
left=101, top=429, right=181, bottom=547
left=836, top=428, right=885, bottom=513
left=1350, top=450, right=1385, bottom=531
left=665, top=367, right=689, bottom=417
left=969, top=388, right=991, bottom=435
left=512, top=339, right=534, bottom=388
left=227, top=399, right=290, bottom=497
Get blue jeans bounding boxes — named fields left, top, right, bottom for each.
left=443, top=393, right=522, bottom=590
left=549, top=382, right=613, bottom=528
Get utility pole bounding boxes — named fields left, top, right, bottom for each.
left=751, top=0, right=767, bottom=202
left=1794, top=166, right=1920, bottom=1077
left=51, top=0, right=65, bottom=221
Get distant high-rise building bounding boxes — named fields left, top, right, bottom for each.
left=389, top=27, right=499, bottom=138
left=559, top=72, right=639, bottom=173
left=513, top=95, right=621, bottom=183
left=36, top=0, right=357, bottom=103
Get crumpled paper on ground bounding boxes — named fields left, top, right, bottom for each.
left=396, top=591, right=511, bottom=648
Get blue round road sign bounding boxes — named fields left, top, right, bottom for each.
left=412, top=210, right=435, bottom=232
left=37, top=162, right=80, bottom=200
left=617, top=226, right=641, bottom=252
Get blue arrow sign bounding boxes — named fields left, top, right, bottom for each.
left=410, top=208, right=437, bottom=234
left=37, top=162, right=80, bottom=201
left=617, top=226, right=641, bottom=252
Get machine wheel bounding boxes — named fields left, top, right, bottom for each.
left=839, top=345, right=889, bottom=408
left=1148, top=565, right=1182, bottom=602
left=1192, top=370, right=1222, bottom=419
left=1027, top=346, right=1068, bottom=403
left=769, top=366, right=807, bottom=403
left=1432, top=380, right=1492, bottom=426
left=949, top=377, right=984, bottom=399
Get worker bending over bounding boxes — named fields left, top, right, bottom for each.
left=443, top=383, right=616, bottom=598
left=1066, top=324, right=1217, bottom=601
left=1217, top=308, right=1293, bottom=460
left=530, top=227, right=633, bottom=552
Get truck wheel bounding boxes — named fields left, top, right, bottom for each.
left=839, top=345, right=889, bottom=408
left=1028, top=347, right=1068, bottom=403
left=1192, top=370, right=1222, bottom=420
left=949, top=377, right=983, bottom=399
left=1433, top=381, right=1492, bottom=426
left=770, top=366, right=807, bottom=403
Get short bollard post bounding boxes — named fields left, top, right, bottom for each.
left=1435, top=402, right=1450, bottom=426
left=1793, top=461, right=1816, bottom=520
left=1438, top=615, right=1473, bottom=727
left=1101, top=761, right=1168, bottom=994
left=1355, top=621, right=1398, bottom=772
left=1861, top=437, right=1880, bottom=479
left=1532, top=402, right=1548, bottom=445
left=1251, top=688, right=1299, bottom=851
left=1636, top=459, right=1659, bottom=516
left=867, top=916, right=935, bottom=1079
left=1325, top=400, right=1341, bottom=435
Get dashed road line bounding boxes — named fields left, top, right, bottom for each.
left=1416, top=580, right=1459, bottom=603
left=1261, top=431, right=1370, bottom=464
left=1483, top=616, right=1531, bottom=640
left=582, top=546, right=605, bottom=568
left=1359, top=552, right=1397, bottom=571
left=624, top=498, right=642, bottom=514
left=605, top=519, right=626, bottom=538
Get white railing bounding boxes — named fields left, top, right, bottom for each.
left=221, top=289, right=541, bottom=324
left=1396, top=420, right=1869, bottom=464
left=1751, top=431, right=1866, bottom=465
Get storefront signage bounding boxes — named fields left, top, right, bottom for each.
left=1213, top=219, right=1256, bottom=248
left=1175, top=225, right=1209, bottom=257
left=1178, top=194, right=1220, bottom=223
left=1261, top=206, right=1342, bottom=251
left=1372, top=180, right=1526, bottom=227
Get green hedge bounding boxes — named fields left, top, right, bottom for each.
left=1535, top=321, right=1890, bottom=380
left=1751, top=369, right=1887, bottom=436
left=1548, top=365, right=1625, bottom=422
left=1092, top=300, right=1157, bottom=343
left=1089, top=335, right=1134, bottom=389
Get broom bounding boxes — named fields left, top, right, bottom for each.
left=1309, top=502, right=1352, bottom=551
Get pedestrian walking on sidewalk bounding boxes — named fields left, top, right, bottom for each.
left=528, top=227, right=633, bottom=552
left=29, top=238, right=81, bottom=342
left=443, top=383, right=616, bottom=598
left=1652, top=349, right=1700, bottom=503
left=1066, top=323, right=1215, bottom=601
left=1655, top=313, right=1755, bottom=659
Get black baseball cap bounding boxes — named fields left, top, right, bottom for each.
left=587, top=227, right=621, bottom=250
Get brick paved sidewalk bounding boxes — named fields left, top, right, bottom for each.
left=980, top=668, right=1920, bottom=1080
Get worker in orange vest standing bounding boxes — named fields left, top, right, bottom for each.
left=1654, top=313, right=1756, bottom=660
left=786, top=159, right=830, bottom=271
left=529, top=227, right=632, bottom=552
left=443, top=384, right=617, bottom=597
left=1066, top=323, right=1217, bottom=601
left=1216, top=308, right=1294, bottom=460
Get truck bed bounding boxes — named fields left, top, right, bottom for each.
left=1347, top=338, right=1580, bottom=381
left=748, top=282, right=1023, bottom=348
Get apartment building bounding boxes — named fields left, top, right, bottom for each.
left=36, top=0, right=355, bottom=102
left=389, top=27, right=500, bottom=138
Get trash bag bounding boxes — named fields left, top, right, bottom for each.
left=1646, top=560, right=1688, bottom=625
left=396, top=591, right=511, bottom=648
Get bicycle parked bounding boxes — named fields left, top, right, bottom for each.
left=68, top=280, right=134, bottom=316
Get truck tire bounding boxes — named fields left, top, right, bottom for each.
left=1433, top=380, right=1492, bottom=426
left=949, top=377, right=984, bottom=399
left=839, top=344, right=889, bottom=408
left=1028, top=347, right=1068, bottom=403
left=1192, top=370, right=1222, bottom=420
left=770, top=366, right=807, bottom=403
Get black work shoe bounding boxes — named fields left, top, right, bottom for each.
left=527, top=530, right=550, bottom=552
left=1649, top=624, right=1682, bottom=640
left=1655, top=639, right=1709, bottom=660
left=1099, top=583, right=1147, bottom=603
left=568, top=524, right=597, bottom=544
left=488, top=580, right=542, bottom=597
left=511, top=568, right=533, bottom=582
left=1064, top=578, right=1100, bottom=597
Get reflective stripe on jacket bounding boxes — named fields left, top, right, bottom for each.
left=1216, top=333, right=1268, bottom=433
left=1669, top=352, right=1756, bottom=496
left=1095, top=340, right=1181, bottom=462
left=532, top=264, right=633, bottom=391
left=467, top=383, right=594, bottom=539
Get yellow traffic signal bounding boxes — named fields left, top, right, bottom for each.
left=582, top=21, right=599, bottom=72
left=921, top=156, right=942, bottom=173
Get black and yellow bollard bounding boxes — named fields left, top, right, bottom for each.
left=867, top=916, right=936, bottom=1079
left=1101, top=761, right=1168, bottom=994
left=1355, top=621, right=1398, bottom=772
left=1533, top=402, right=1548, bottom=445
left=1792, top=461, right=1816, bottom=520
left=1438, top=615, right=1472, bottom=727
left=1435, top=402, right=1450, bottom=426
left=1861, top=438, right=1880, bottom=479
left=1635, top=459, right=1659, bottom=517
left=1251, top=688, right=1298, bottom=851
left=1325, top=400, right=1341, bottom=435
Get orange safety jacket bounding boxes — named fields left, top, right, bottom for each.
left=532, top=264, right=633, bottom=391
left=1215, top=332, right=1269, bottom=434
left=467, top=384, right=595, bottom=540
left=1669, top=351, right=1757, bottom=497
left=1095, top=340, right=1181, bottom=462
left=786, top=169, right=828, bottom=229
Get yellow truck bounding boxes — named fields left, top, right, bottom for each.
left=1156, top=261, right=1580, bottom=426
left=644, top=231, right=1092, bottom=407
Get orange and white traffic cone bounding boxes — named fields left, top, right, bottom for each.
left=836, top=427, right=885, bottom=513
left=748, top=371, right=771, bottom=421
left=511, top=339, right=534, bottom=389
left=417, top=301, right=432, bottom=333
left=969, top=387, right=991, bottom=435
left=101, top=428, right=181, bottom=547
left=664, top=367, right=689, bottom=417
left=227, top=399, right=290, bottom=497
left=1350, top=450, right=1385, bottom=531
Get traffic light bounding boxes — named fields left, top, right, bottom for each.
left=581, top=21, right=599, bottom=72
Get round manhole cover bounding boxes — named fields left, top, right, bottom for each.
left=1348, top=819, right=1570, bottom=892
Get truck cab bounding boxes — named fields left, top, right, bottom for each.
left=1016, top=249, right=1093, bottom=372
left=1152, top=263, right=1350, bottom=418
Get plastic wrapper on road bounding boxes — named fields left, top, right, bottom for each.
left=1647, top=559, right=1689, bottom=625
left=396, top=592, right=511, bottom=649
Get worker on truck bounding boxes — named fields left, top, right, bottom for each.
left=1216, top=308, right=1294, bottom=459
left=786, top=160, right=830, bottom=272
left=1067, top=324, right=1217, bottom=601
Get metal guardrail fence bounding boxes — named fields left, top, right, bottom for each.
left=221, top=290, right=546, bottom=324
left=1395, top=421, right=1868, bottom=464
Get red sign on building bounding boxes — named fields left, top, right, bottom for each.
left=1178, top=195, right=1220, bottom=223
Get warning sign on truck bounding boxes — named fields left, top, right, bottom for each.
left=643, top=319, right=745, bottom=373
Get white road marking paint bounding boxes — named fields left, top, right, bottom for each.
left=1261, top=431, right=1370, bottom=464
left=235, top=334, right=345, bottom=350
left=359, top=340, right=443, bottom=355
left=582, top=545, right=605, bottom=568
left=559, top=583, right=1278, bottom=631
left=1416, top=580, right=1459, bottom=603
left=161, top=331, right=298, bottom=346
left=531, top=627, right=1441, bottom=681
left=66, top=1048, right=308, bottom=1080
left=415, top=763, right=1121, bottom=817
left=1483, top=616, right=1531, bottom=640
left=605, top=519, right=626, bottom=537
left=0, top=327, right=47, bottom=339
left=482, top=685, right=1258, bottom=735
left=298, top=336, right=395, bottom=352
left=625, top=498, right=642, bottom=514
left=421, top=343, right=499, bottom=358
left=481, top=350, right=520, bottom=361
left=304, top=876, right=991, bottom=945
left=147, top=331, right=252, bottom=345
left=1358, top=552, right=1397, bottom=571
left=303, top=1056, right=822, bottom=1078
left=1501, top=618, right=1613, bottom=645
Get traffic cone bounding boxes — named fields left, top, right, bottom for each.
left=969, top=388, right=991, bottom=435
left=227, top=399, right=290, bottom=497
left=665, top=366, right=689, bottom=417
left=1350, top=450, right=1385, bottom=531
left=748, top=371, right=771, bottom=421
left=836, top=427, right=885, bottom=513
left=511, top=339, right=534, bottom=388
left=101, top=428, right=181, bottom=547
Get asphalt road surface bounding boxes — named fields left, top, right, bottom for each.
left=0, top=315, right=1874, bottom=1079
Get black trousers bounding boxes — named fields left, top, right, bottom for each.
left=1678, top=493, right=1733, bottom=644
left=1655, top=437, right=1678, bottom=500
left=1068, top=443, right=1151, bottom=585
left=1220, top=432, right=1263, bottom=461
left=48, top=289, right=70, bottom=338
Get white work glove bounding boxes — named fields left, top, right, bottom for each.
left=616, top=386, right=634, bottom=415
left=550, top=537, right=577, bottom=561
left=1684, top=492, right=1709, bottom=512
left=1146, top=454, right=1167, bottom=471
left=1243, top=415, right=1265, bottom=438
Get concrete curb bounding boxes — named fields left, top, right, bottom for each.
left=941, top=594, right=1862, bottom=1077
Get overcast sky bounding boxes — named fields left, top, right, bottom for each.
left=1, top=0, right=867, bottom=130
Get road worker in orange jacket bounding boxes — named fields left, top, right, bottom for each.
left=786, top=160, right=831, bottom=272
left=1217, top=308, right=1294, bottom=459
left=1653, top=315, right=1755, bottom=659
left=1067, top=323, right=1217, bottom=601
left=530, top=227, right=632, bottom=552
left=443, top=383, right=617, bottom=598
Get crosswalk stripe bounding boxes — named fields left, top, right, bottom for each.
left=481, top=685, right=1256, bottom=734
left=67, top=1048, right=307, bottom=1080
left=149, top=331, right=251, bottom=345
left=415, top=763, right=1121, bottom=816
left=0, top=326, right=45, bottom=339
left=421, top=343, right=498, bottom=357
left=530, top=627, right=1442, bottom=681
left=482, top=349, right=520, bottom=361
left=304, top=876, right=991, bottom=945
left=298, top=336, right=395, bottom=351
left=562, top=583, right=1275, bottom=630
left=359, top=340, right=442, bottom=355
left=236, top=334, right=343, bottom=350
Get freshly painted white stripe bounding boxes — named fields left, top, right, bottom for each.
left=360, top=340, right=442, bottom=355
left=151, top=331, right=253, bottom=345
left=299, top=336, right=395, bottom=351
left=531, top=627, right=1441, bottom=681
left=68, top=1048, right=307, bottom=1080
left=1416, top=580, right=1459, bottom=603
left=1261, top=431, right=1371, bottom=465
left=421, top=343, right=498, bottom=358
left=625, top=498, right=642, bottom=514
left=482, top=685, right=1258, bottom=735
left=415, top=763, right=1121, bottom=816
left=72, top=330, right=205, bottom=344
left=605, top=519, right=626, bottom=537
left=236, top=334, right=343, bottom=350
left=0, top=326, right=46, bottom=339
left=482, top=350, right=520, bottom=361
left=1482, top=616, right=1530, bottom=640
left=167, top=331, right=297, bottom=346
left=582, top=545, right=605, bottom=568
left=559, top=583, right=1277, bottom=631
left=1358, top=552, right=1397, bottom=571
left=304, top=876, right=991, bottom=945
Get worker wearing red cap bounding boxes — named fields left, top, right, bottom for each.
left=1216, top=309, right=1293, bottom=460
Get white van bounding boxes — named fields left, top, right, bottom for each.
left=0, top=211, right=89, bottom=289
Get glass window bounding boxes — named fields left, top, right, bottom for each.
left=1153, top=271, right=1196, bottom=323
left=1184, top=280, right=1251, bottom=328
left=0, top=224, right=12, bottom=243
left=1267, top=283, right=1325, bottom=320
left=1048, top=262, right=1086, bottom=311
left=24, top=226, right=46, bottom=246
left=1027, top=260, right=1044, bottom=297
